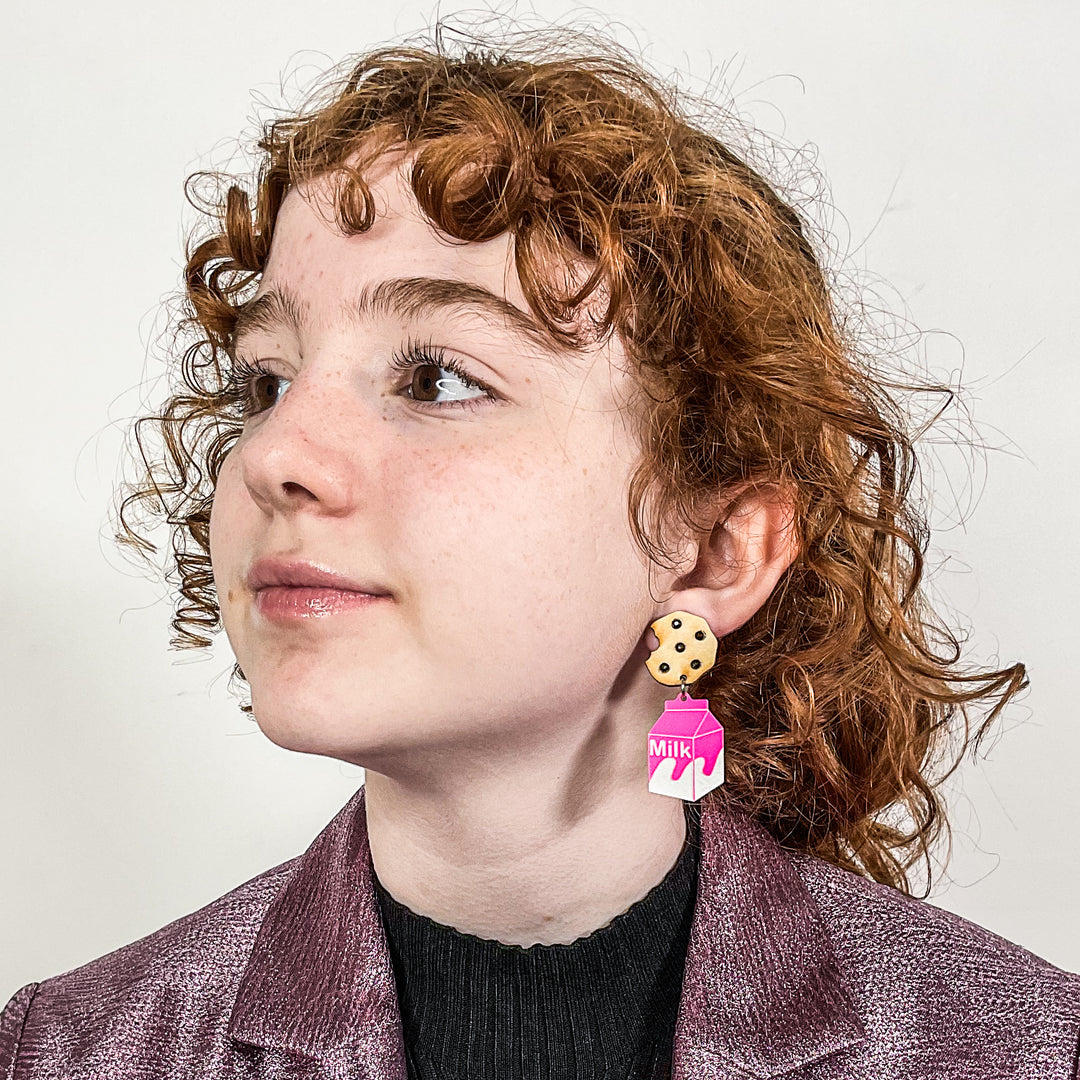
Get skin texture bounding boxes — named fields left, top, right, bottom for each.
left=208, top=154, right=798, bottom=945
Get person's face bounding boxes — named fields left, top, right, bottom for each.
left=209, top=154, right=672, bottom=776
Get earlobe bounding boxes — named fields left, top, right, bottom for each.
left=656, top=486, right=800, bottom=640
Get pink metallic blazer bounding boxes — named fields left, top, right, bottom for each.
left=2, top=784, right=1078, bottom=1079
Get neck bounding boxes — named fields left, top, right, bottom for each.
left=363, top=718, right=686, bottom=946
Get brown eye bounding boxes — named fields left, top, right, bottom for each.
left=252, top=372, right=285, bottom=411
left=409, top=363, right=444, bottom=403
left=222, top=357, right=290, bottom=419
left=390, top=344, right=496, bottom=411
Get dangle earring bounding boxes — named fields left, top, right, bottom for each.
left=645, top=611, right=724, bottom=802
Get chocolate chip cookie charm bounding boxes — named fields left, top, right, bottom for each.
left=645, top=611, right=719, bottom=689
left=645, top=611, right=725, bottom=802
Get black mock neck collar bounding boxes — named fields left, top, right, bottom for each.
left=372, top=803, right=701, bottom=1080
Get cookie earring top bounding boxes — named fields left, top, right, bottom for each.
left=645, top=611, right=719, bottom=689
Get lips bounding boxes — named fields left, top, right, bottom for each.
left=246, top=556, right=391, bottom=596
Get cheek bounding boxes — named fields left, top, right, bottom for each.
left=391, top=450, right=529, bottom=566
left=392, top=437, right=637, bottom=606
left=208, top=454, right=246, bottom=602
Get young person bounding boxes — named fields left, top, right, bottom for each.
left=2, top=28, right=1077, bottom=1080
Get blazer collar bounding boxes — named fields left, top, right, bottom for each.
left=228, top=785, right=865, bottom=1078
left=227, top=784, right=406, bottom=1075
left=673, top=795, right=866, bottom=1077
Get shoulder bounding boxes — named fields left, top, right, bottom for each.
left=22, top=855, right=297, bottom=999
left=788, top=849, right=1080, bottom=1075
left=0, top=856, right=299, bottom=1078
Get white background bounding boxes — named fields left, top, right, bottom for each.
left=3, top=0, right=1078, bottom=999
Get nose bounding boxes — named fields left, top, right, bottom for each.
left=232, top=364, right=371, bottom=519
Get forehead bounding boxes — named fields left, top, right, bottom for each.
left=253, top=157, right=530, bottom=328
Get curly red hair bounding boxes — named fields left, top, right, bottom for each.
left=114, top=29, right=1025, bottom=896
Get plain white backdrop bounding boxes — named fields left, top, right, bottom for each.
left=3, top=0, right=1078, bottom=1001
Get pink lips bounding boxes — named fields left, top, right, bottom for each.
left=246, top=557, right=391, bottom=623
left=255, top=586, right=387, bottom=621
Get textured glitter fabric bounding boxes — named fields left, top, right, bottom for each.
left=2, top=784, right=1078, bottom=1078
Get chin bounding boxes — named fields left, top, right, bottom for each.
left=251, top=713, right=321, bottom=756
left=248, top=693, right=407, bottom=763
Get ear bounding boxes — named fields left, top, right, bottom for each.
left=652, top=486, right=800, bottom=641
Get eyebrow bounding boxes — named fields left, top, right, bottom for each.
left=231, top=276, right=570, bottom=363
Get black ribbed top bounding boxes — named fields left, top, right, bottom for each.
left=372, top=803, right=700, bottom=1080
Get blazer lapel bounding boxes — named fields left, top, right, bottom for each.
left=227, top=783, right=865, bottom=1079
left=227, top=784, right=407, bottom=1079
left=673, top=796, right=867, bottom=1079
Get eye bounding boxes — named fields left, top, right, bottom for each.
left=390, top=342, right=498, bottom=411
left=221, top=356, right=290, bottom=419
left=219, top=342, right=499, bottom=420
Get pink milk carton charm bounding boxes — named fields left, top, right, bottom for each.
left=648, top=695, right=725, bottom=800
left=644, top=611, right=724, bottom=802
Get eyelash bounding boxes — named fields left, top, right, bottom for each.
left=221, top=341, right=498, bottom=419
